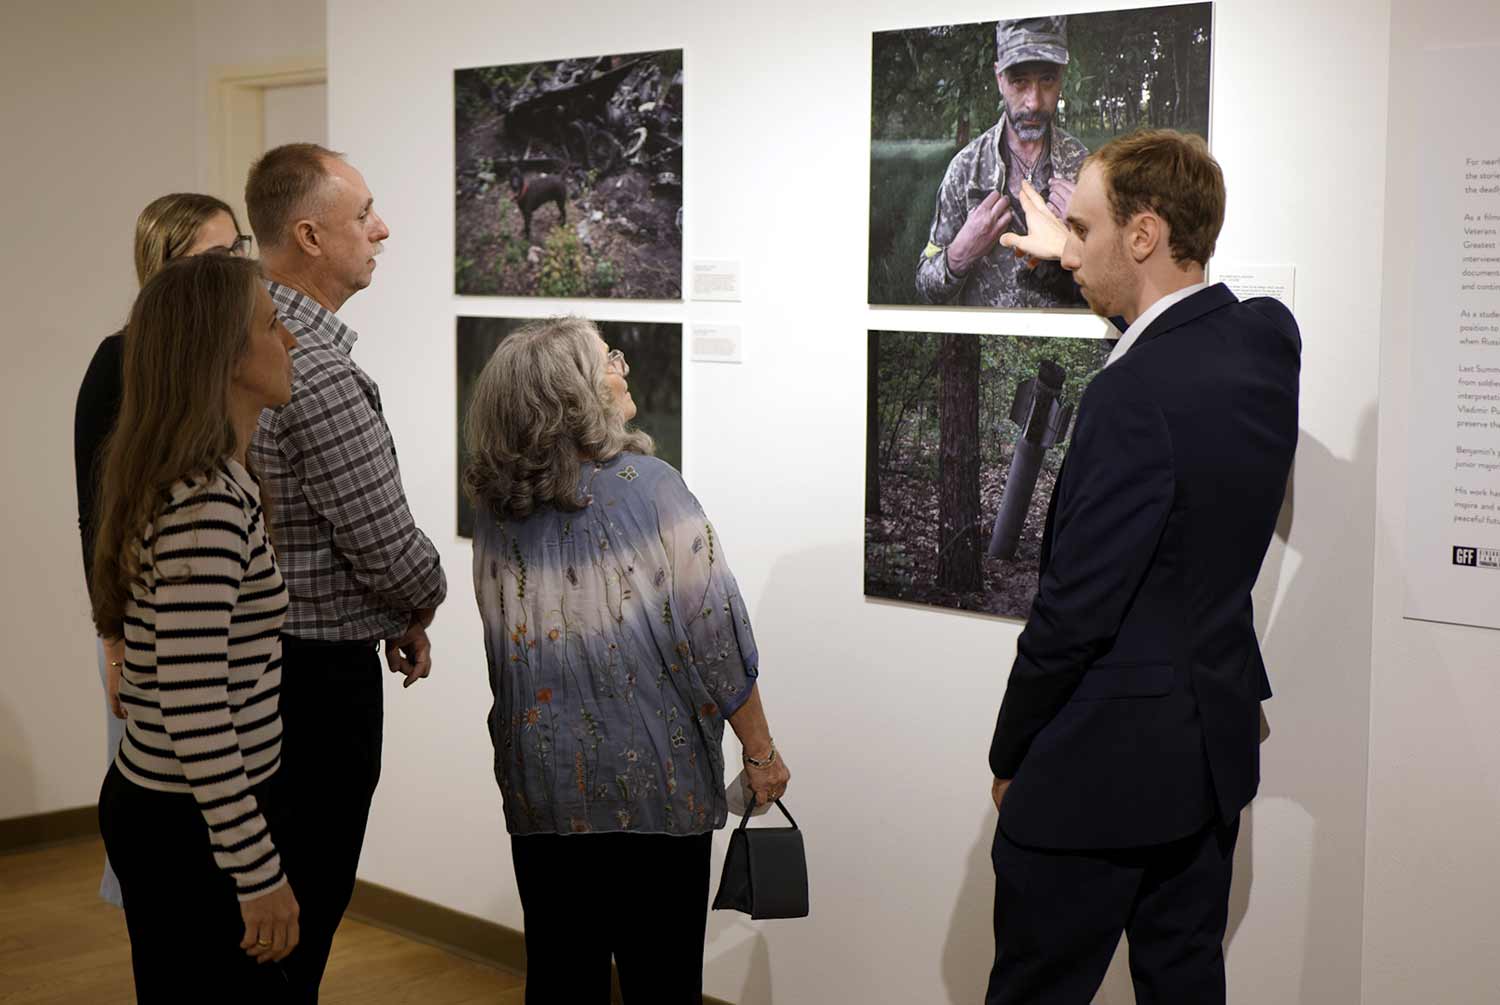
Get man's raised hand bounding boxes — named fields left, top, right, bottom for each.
left=999, top=179, right=1069, bottom=265
left=947, top=191, right=1015, bottom=275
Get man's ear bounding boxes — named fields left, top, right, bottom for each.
left=1129, top=212, right=1163, bottom=264
left=291, top=219, right=321, bottom=258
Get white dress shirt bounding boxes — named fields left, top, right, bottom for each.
left=1104, top=281, right=1212, bottom=368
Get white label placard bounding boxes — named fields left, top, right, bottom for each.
left=1213, top=263, right=1295, bottom=310
left=1403, top=45, right=1500, bottom=629
left=691, top=324, right=743, bottom=363
left=691, top=259, right=741, bottom=301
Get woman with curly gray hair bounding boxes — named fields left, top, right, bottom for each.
left=464, top=316, right=789, bottom=1004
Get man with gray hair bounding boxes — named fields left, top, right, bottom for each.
left=246, top=143, right=447, bottom=1000
left=915, top=17, right=1088, bottom=308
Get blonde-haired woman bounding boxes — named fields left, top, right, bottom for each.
left=94, top=254, right=299, bottom=998
left=465, top=317, right=791, bottom=1003
left=73, top=193, right=251, bottom=906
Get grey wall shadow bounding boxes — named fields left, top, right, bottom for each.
left=0, top=697, right=36, bottom=823
left=705, top=916, right=772, bottom=1004
left=940, top=811, right=997, bottom=1002
left=703, top=538, right=866, bottom=1005
left=1235, top=411, right=1377, bottom=1001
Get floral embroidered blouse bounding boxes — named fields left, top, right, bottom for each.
left=473, top=453, right=759, bottom=836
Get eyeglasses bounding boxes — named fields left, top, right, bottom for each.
left=203, top=234, right=254, bottom=258
left=605, top=349, right=629, bottom=376
left=164, top=232, right=255, bottom=262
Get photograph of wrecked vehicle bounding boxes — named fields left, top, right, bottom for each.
left=455, top=49, right=684, bottom=299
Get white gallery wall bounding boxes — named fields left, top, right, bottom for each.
left=1365, top=1, right=1500, bottom=1002
left=328, top=1, right=1388, bottom=1001
left=1, top=0, right=200, bottom=821
left=0, top=0, right=325, bottom=821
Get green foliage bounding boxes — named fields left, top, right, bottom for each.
left=871, top=330, right=1108, bottom=479
left=864, top=536, right=916, bottom=589
left=456, top=256, right=475, bottom=288
left=871, top=6, right=1213, bottom=143
left=454, top=64, right=532, bottom=132
left=871, top=23, right=997, bottom=144
left=592, top=259, right=618, bottom=294
left=868, top=141, right=955, bottom=304
left=537, top=229, right=589, bottom=298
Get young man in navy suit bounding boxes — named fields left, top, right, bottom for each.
left=985, top=131, right=1301, bottom=1004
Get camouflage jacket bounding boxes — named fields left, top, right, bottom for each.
left=915, top=115, right=1088, bottom=308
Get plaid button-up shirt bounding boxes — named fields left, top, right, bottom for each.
left=251, top=282, right=446, bottom=641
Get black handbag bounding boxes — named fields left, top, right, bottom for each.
left=711, top=799, right=809, bottom=919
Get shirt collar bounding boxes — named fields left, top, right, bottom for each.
left=1105, top=281, right=1211, bottom=367
left=219, top=457, right=260, bottom=501
left=266, top=280, right=358, bottom=355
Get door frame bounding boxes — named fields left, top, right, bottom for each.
left=212, top=58, right=327, bottom=231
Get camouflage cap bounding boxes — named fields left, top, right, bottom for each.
left=995, top=17, right=1069, bottom=72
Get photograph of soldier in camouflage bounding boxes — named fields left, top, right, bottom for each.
left=869, top=4, right=1213, bottom=307
left=455, top=50, right=683, bottom=299
left=865, top=330, right=1111, bottom=618
left=457, top=317, right=683, bottom=537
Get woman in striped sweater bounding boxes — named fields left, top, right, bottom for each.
left=91, top=254, right=300, bottom=999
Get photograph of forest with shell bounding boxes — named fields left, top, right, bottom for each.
left=869, top=3, right=1212, bottom=308
left=865, top=331, right=1111, bottom=619
left=457, top=318, right=682, bottom=538
left=455, top=50, right=683, bottom=299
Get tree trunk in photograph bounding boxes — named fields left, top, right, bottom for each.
left=937, top=334, right=982, bottom=592
left=866, top=332, right=882, bottom=516
left=1173, top=28, right=1188, bottom=127
left=1182, top=34, right=1193, bottom=127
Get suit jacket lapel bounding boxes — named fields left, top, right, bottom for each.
left=1132, top=283, right=1237, bottom=353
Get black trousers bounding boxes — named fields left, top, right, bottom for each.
left=275, top=635, right=384, bottom=1003
left=98, top=762, right=292, bottom=1003
left=511, top=831, right=713, bottom=1004
left=987, top=815, right=1240, bottom=1005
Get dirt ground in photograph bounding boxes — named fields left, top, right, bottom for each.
left=455, top=100, right=681, bottom=299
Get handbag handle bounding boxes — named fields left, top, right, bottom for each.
left=738, top=798, right=798, bottom=830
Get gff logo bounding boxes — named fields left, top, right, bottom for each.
left=1454, top=546, right=1477, bottom=567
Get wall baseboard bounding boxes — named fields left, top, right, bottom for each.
left=348, top=878, right=734, bottom=1005
left=0, top=805, right=98, bottom=853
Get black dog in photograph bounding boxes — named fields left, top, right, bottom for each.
left=509, top=170, right=567, bottom=241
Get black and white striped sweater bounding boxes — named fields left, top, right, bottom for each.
left=114, top=458, right=288, bottom=900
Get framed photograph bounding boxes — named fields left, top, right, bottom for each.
left=455, top=50, right=684, bottom=299
left=457, top=317, right=683, bottom=537
left=869, top=4, right=1213, bottom=307
left=865, top=330, right=1111, bottom=618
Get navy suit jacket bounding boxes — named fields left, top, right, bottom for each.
left=990, top=283, right=1300, bottom=850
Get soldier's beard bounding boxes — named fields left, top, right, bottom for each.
left=1010, top=115, right=1050, bottom=143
